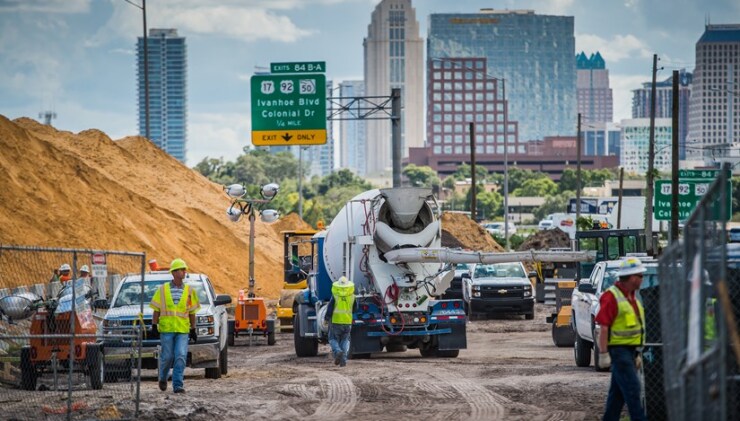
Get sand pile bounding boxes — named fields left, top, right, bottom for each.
left=0, top=116, right=311, bottom=299
left=440, top=212, right=504, bottom=252
left=517, top=228, right=571, bottom=251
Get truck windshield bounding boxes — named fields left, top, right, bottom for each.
left=113, top=280, right=209, bottom=307
left=474, top=262, right=524, bottom=278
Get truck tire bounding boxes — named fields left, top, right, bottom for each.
left=385, top=343, right=407, bottom=353
left=525, top=311, right=535, bottom=320
left=267, top=319, right=276, bottom=346
left=86, top=344, right=104, bottom=390
left=436, top=349, right=460, bottom=358
left=219, top=342, right=228, bottom=375
left=105, top=360, right=132, bottom=383
left=293, top=314, right=318, bottom=357
left=574, top=335, right=592, bottom=367
left=551, top=320, right=575, bottom=347
left=20, top=346, right=37, bottom=391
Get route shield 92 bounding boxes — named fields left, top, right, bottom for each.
left=251, top=73, right=327, bottom=146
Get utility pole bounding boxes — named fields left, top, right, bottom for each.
left=671, top=70, right=680, bottom=243
left=142, top=0, right=150, bottom=140
left=645, top=54, right=658, bottom=255
left=618, top=167, right=624, bottom=229
left=576, top=113, right=582, bottom=225
left=469, top=122, right=476, bottom=222
left=391, top=88, right=402, bottom=187
left=503, top=78, right=509, bottom=250
left=298, top=147, right=303, bottom=219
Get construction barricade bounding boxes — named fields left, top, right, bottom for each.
left=0, top=245, right=146, bottom=420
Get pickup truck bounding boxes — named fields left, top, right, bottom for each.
left=98, top=270, right=231, bottom=381
left=571, top=258, right=657, bottom=371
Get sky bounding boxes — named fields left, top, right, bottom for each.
left=1, top=0, right=738, bottom=166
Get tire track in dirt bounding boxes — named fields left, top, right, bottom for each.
left=285, top=364, right=358, bottom=418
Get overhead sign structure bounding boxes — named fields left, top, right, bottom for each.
left=654, top=169, right=731, bottom=221
left=251, top=70, right=327, bottom=146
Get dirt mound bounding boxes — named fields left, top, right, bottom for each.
left=517, top=228, right=571, bottom=251
left=440, top=212, right=504, bottom=252
left=270, top=213, right=314, bottom=234
left=0, top=115, right=284, bottom=299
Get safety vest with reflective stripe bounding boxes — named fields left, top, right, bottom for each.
left=149, top=283, right=200, bottom=333
left=607, top=285, right=645, bottom=346
left=331, top=281, right=355, bottom=325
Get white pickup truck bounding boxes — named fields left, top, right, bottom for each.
left=98, top=271, right=231, bottom=381
left=571, top=258, right=657, bottom=371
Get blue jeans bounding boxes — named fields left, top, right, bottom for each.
left=603, top=346, right=646, bottom=421
left=159, top=332, right=189, bottom=391
left=328, top=323, right=351, bottom=365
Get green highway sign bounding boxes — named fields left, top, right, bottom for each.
left=250, top=73, right=327, bottom=146
left=270, top=61, right=326, bottom=74
left=654, top=170, right=731, bottom=221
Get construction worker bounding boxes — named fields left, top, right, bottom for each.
left=595, top=257, right=646, bottom=421
left=149, top=258, right=200, bottom=393
left=324, top=276, right=355, bottom=367
left=58, top=263, right=72, bottom=283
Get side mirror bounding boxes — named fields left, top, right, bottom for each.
left=461, top=272, right=471, bottom=279
left=577, top=282, right=596, bottom=294
left=93, top=298, right=109, bottom=310
left=528, top=271, right=538, bottom=278
left=214, top=294, right=232, bottom=307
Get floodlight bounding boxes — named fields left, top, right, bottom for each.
left=225, top=184, right=246, bottom=198
left=260, top=209, right=279, bottom=223
left=226, top=206, right=242, bottom=222
left=260, top=183, right=279, bottom=200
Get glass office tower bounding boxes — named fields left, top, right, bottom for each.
left=428, top=9, right=576, bottom=143
left=137, top=28, right=187, bottom=162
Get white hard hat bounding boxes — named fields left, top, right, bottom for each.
left=618, top=257, right=646, bottom=277
left=59, top=263, right=71, bottom=272
left=80, top=265, right=90, bottom=273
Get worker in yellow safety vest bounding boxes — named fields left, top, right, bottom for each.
left=149, top=258, right=200, bottom=393
left=324, top=276, right=355, bottom=367
left=595, top=256, right=646, bottom=421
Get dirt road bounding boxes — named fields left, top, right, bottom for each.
left=136, top=305, right=609, bottom=420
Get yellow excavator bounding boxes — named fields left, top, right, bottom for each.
left=276, top=230, right=317, bottom=332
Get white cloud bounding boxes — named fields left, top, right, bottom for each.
left=187, top=112, right=251, bottom=165
left=577, top=33, right=653, bottom=62
left=87, top=1, right=316, bottom=47
left=0, top=0, right=90, bottom=13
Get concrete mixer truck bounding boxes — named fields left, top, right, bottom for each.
left=292, top=187, right=594, bottom=359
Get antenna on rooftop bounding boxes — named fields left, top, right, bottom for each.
left=38, top=111, right=57, bottom=126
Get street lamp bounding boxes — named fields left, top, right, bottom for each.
left=224, top=183, right=280, bottom=298
left=124, top=0, right=150, bottom=140
left=430, top=57, right=509, bottom=249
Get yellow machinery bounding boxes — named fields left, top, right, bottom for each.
left=276, top=230, right=316, bottom=332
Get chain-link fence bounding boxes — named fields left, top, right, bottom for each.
left=0, top=245, right=145, bottom=420
left=658, top=164, right=740, bottom=421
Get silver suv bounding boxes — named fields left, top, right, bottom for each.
left=99, top=271, right=231, bottom=381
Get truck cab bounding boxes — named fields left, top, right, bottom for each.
left=99, top=271, right=231, bottom=381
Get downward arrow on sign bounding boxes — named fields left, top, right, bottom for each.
left=282, top=133, right=293, bottom=142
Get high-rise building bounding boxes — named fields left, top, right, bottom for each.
left=339, top=80, right=367, bottom=176
left=582, top=122, right=621, bottom=157
left=428, top=9, right=576, bottom=143
left=632, top=70, right=692, bottom=159
left=426, top=57, right=520, bottom=157
left=621, top=118, right=673, bottom=175
left=364, top=0, right=424, bottom=175
left=686, top=24, right=740, bottom=164
left=576, top=51, right=613, bottom=125
left=137, top=28, right=187, bottom=162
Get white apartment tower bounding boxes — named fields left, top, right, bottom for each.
left=363, top=0, right=424, bottom=176
left=686, top=24, right=740, bottom=164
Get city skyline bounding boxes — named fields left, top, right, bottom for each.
left=0, top=0, right=737, bottom=166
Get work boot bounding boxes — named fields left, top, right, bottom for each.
left=158, top=379, right=167, bottom=391
left=339, top=357, right=346, bottom=368
left=174, top=388, right=185, bottom=394
left=334, top=351, right=342, bottom=366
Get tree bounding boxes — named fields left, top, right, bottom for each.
left=512, top=177, right=558, bottom=197
left=403, top=164, right=441, bottom=188
left=315, top=169, right=372, bottom=195
left=534, top=190, right=573, bottom=220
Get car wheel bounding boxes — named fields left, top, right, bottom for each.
left=86, top=344, right=104, bottom=390
left=20, top=347, right=37, bottom=391
left=524, top=311, right=534, bottom=320
left=574, top=335, right=592, bottom=367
